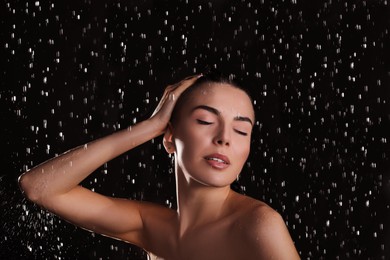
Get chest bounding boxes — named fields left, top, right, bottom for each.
left=147, top=221, right=245, bottom=260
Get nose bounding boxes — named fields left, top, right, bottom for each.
left=213, top=124, right=230, bottom=146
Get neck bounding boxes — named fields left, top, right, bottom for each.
left=175, top=167, right=232, bottom=237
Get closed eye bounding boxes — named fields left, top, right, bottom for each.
left=234, top=129, right=248, bottom=136
left=197, top=119, right=213, bottom=125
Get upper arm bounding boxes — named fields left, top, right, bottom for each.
left=244, top=206, right=300, bottom=259
left=40, top=186, right=149, bottom=247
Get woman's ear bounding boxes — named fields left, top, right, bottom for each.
left=163, top=123, right=175, bottom=154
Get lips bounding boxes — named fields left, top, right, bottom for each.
left=204, top=153, right=230, bottom=169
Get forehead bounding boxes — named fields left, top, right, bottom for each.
left=185, top=82, right=255, bottom=119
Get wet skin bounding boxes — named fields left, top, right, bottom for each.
left=145, top=83, right=299, bottom=259
left=19, top=77, right=300, bottom=259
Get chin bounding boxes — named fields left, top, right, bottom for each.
left=193, top=172, right=238, bottom=188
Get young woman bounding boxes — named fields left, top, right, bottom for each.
left=19, top=73, right=300, bottom=259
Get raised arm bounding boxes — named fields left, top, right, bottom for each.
left=18, top=75, right=201, bottom=247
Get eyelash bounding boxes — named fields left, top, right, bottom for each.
left=235, top=130, right=248, bottom=136
left=196, top=119, right=212, bottom=125
left=197, top=119, right=248, bottom=136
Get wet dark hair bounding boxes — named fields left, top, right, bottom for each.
left=170, top=70, right=253, bottom=126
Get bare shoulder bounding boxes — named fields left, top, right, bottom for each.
left=231, top=193, right=300, bottom=259
left=233, top=194, right=284, bottom=235
left=242, top=196, right=283, bottom=230
left=230, top=192, right=277, bottom=219
left=136, top=201, right=178, bottom=252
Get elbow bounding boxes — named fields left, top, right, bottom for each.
left=18, top=173, right=41, bottom=203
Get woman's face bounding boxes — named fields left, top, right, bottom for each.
left=170, top=82, right=255, bottom=188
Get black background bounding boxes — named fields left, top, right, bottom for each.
left=1, top=0, right=390, bottom=259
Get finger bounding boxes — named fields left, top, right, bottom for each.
left=183, top=74, right=202, bottom=81
left=164, top=74, right=202, bottom=95
left=176, top=74, right=202, bottom=90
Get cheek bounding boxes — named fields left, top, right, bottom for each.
left=174, top=126, right=206, bottom=159
left=178, top=124, right=210, bottom=145
left=234, top=139, right=251, bottom=162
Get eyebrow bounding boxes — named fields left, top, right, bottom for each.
left=191, top=105, right=253, bottom=125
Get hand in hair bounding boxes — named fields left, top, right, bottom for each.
left=150, top=74, right=202, bottom=134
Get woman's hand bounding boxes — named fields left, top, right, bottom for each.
left=150, top=74, right=201, bottom=133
